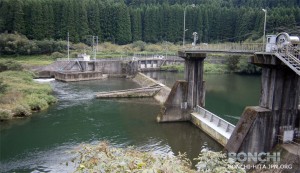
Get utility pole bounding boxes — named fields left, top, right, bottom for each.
left=67, top=32, right=70, bottom=61
left=183, top=4, right=195, bottom=48
left=91, top=36, right=99, bottom=60
left=96, top=36, right=98, bottom=60
left=262, top=9, right=267, bottom=51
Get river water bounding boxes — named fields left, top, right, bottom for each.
left=0, top=72, right=260, bottom=172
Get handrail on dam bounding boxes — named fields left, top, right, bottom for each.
left=184, top=43, right=265, bottom=53
left=56, top=56, right=182, bottom=62
left=195, top=105, right=235, bottom=133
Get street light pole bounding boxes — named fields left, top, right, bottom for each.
left=262, top=9, right=267, bottom=51
left=67, top=32, right=70, bottom=61
left=183, top=4, right=195, bottom=48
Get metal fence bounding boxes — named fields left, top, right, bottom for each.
left=57, top=56, right=182, bottom=62
left=185, top=43, right=265, bottom=52
left=195, top=105, right=235, bottom=133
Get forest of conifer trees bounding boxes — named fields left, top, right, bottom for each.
left=0, top=0, right=299, bottom=44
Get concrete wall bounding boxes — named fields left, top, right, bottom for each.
left=157, top=81, right=190, bottom=122
left=154, top=86, right=171, bottom=104
left=132, top=72, right=159, bottom=87
left=226, top=106, right=272, bottom=153
left=36, top=60, right=138, bottom=79
left=132, top=72, right=171, bottom=104
left=295, top=105, right=300, bottom=129
left=55, top=72, right=107, bottom=82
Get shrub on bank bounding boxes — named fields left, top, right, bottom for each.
left=132, top=40, right=146, bottom=51
left=161, top=63, right=229, bottom=74
left=0, top=70, right=57, bottom=120
left=0, top=33, right=67, bottom=55
left=26, top=94, right=49, bottom=111
left=237, top=58, right=261, bottom=74
left=161, top=64, right=184, bottom=72
left=204, top=63, right=228, bottom=74
left=225, top=55, right=261, bottom=74
left=0, top=79, right=8, bottom=94
left=12, top=104, right=31, bottom=117
left=0, top=109, right=13, bottom=120
left=51, top=52, right=65, bottom=59
left=0, top=33, right=39, bottom=55
left=0, top=60, right=23, bottom=72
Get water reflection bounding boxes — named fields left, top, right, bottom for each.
left=0, top=77, right=222, bottom=172
left=143, top=71, right=261, bottom=124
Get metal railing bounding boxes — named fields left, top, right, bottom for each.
left=57, top=57, right=134, bottom=62
left=185, top=43, right=265, bottom=53
left=137, top=56, right=182, bottom=61
left=195, top=105, right=235, bottom=133
left=57, top=56, right=183, bottom=62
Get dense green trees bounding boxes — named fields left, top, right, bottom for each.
left=0, top=0, right=299, bottom=45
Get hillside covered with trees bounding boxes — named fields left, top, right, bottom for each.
left=0, top=0, right=299, bottom=45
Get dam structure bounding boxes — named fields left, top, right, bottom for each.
left=36, top=56, right=183, bottom=81
left=36, top=33, right=300, bottom=156
left=158, top=33, right=300, bottom=156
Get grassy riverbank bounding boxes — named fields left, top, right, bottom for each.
left=0, top=63, right=57, bottom=120
left=0, top=55, right=54, bottom=66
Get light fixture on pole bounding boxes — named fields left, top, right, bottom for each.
left=262, top=9, right=267, bottom=51
left=183, top=4, right=195, bottom=47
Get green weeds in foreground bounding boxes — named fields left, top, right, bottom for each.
left=70, top=142, right=245, bottom=172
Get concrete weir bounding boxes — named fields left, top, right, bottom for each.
left=95, top=72, right=171, bottom=102
left=95, top=85, right=162, bottom=98
left=132, top=72, right=171, bottom=104
left=55, top=71, right=108, bottom=82
left=35, top=59, right=138, bottom=81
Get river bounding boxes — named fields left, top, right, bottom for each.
left=0, top=72, right=260, bottom=172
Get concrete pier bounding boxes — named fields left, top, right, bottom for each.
left=226, top=53, right=300, bottom=154
left=158, top=52, right=206, bottom=122
left=181, top=52, right=206, bottom=108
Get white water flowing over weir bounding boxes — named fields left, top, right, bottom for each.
left=33, top=78, right=56, bottom=83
